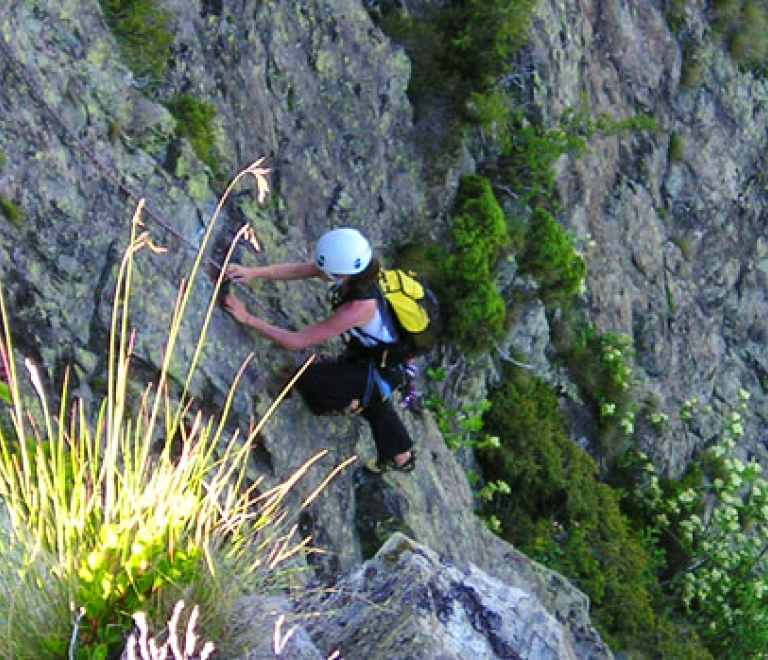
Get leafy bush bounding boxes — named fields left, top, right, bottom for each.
left=499, top=111, right=589, bottom=210
left=561, top=326, right=635, bottom=454
left=477, top=367, right=710, bottom=656
left=439, top=0, right=537, bottom=91
left=712, top=0, right=768, bottom=71
left=519, top=208, right=586, bottom=301
left=373, top=1, right=535, bottom=119
left=634, top=392, right=768, bottom=657
left=443, top=175, right=510, bottom=354
left=166, top=93, right=224, bottom=181
left=99, top=0, right=174, bottom=82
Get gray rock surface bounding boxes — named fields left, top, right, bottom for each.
left=529, top=0, right=768, bottom=472
left=292, top=533, right=594, bottom=660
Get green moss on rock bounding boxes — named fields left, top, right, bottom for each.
left=166, top=93, right=224, bottom=182
left=0, top=197, right=23, bottom=226
left=99, top=0, right=174, bottom=82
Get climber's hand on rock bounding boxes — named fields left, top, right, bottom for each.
left=226, top=264, right=253, bottom=283
left=223, top=293, right=251, bottom=324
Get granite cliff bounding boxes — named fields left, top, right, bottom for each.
left=1, top=0, right=766, bottom=657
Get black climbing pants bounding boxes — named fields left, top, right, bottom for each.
left=294, top=360, right=413, bottom=462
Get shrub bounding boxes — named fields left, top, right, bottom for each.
left=443, top=175, right=510, bottom=354
left=499, top=111, right=589, bottom=210
left=0, top=149, right=5, bottom=170
left=478, top=371, right=652, bottom=643
left=166, top=93, right=224, bottom=181
left=669, top=132, right=686, bottom=162
left=439, top=0, right=537, bottom=90
left=681, top=44, right=706, bottom=88
left=477, top=367, right=710, bottom=655
left=373, top=1, right=535, bottom=120
left=710, top=0, right=768, bottom=71
left=99, top=0, right=174, bottom=82
left=561, top=327, right=635, bottom=454
left=519, top=208, right=586, bottom=301
left=634, top=393, right=768, bottom=657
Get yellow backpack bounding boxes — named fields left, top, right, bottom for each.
left=378, top=269, right=441, bottom=355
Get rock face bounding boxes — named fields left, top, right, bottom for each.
left=0, top=0, right=609, bottom=655
left=529, top=0, right=768, bottom=472
left=5, top=0, right=768, bottom=656
left=290, top=533, right=595, bottom=660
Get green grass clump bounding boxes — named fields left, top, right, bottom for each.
left=0, top=163, right=334, bottom=658
left=99, top=0, right=174, bottom=82
left=166, top=93, right=224, bottom=181
left=519, top=208, right=586, bottom=301
left=0, top=197, right=23, bottom=226
left=477, top=367, right=710, bottom=656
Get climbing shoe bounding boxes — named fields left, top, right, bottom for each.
left=364, top=452, right=417, bottom=474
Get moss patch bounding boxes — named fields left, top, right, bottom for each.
left=166, top=93, right=224, bottom=182
left=99, top=0, right=174, bottom=82
left=0, top=198, right=23, bottom=226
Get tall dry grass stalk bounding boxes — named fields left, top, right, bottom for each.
left=0, top=161, right=349, bottom=658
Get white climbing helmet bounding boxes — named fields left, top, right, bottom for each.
left=314, top=227, right=373, bottom=276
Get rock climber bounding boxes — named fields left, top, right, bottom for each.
left=223, top=227, right=416, bottom=474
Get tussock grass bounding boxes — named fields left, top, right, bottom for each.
left=0, top=161, right=348, bottom=658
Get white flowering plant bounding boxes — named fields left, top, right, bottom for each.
left=633, top=400, right=768, bottom=657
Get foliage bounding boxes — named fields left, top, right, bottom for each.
left=477, top=367, right=710, bottom=656
left=499, top=112, right=587, bottom=210
left=425, top=390, right=493, bottom=453
left=712, top=0, right=768, bottom=71
left=562, top=326, right=635, bottom=454
left=374, top=0, right=535, bottom=117
left=0, top=197, right=23, bottom=226
left=669, top=133, right=686, bottom=162
left=519, top=209, right=587, bottom=301
left=0, top=163, right=335, bottom=658
left=99, top=0, right=173, bottom=82
left=634, top=391, right=768, bottom=657
left=681, top=44, right=706, bottom=88
left=166, top=93, right=224, bottom=181
left=443, top=175, right=510, bottom=354
left=664, top=0, right=689, bottom=32
left=398, top=175, right=511, bottom=355
left=0, top=149, right=5, bottom=170
left=499, top=107, right=656, bottom=210
left=439, top=0, right=537, bottom=91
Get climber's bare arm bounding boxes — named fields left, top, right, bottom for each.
left=223, top=295, right=376, bottom=351
left=226, top=261, right=328, bottom=283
